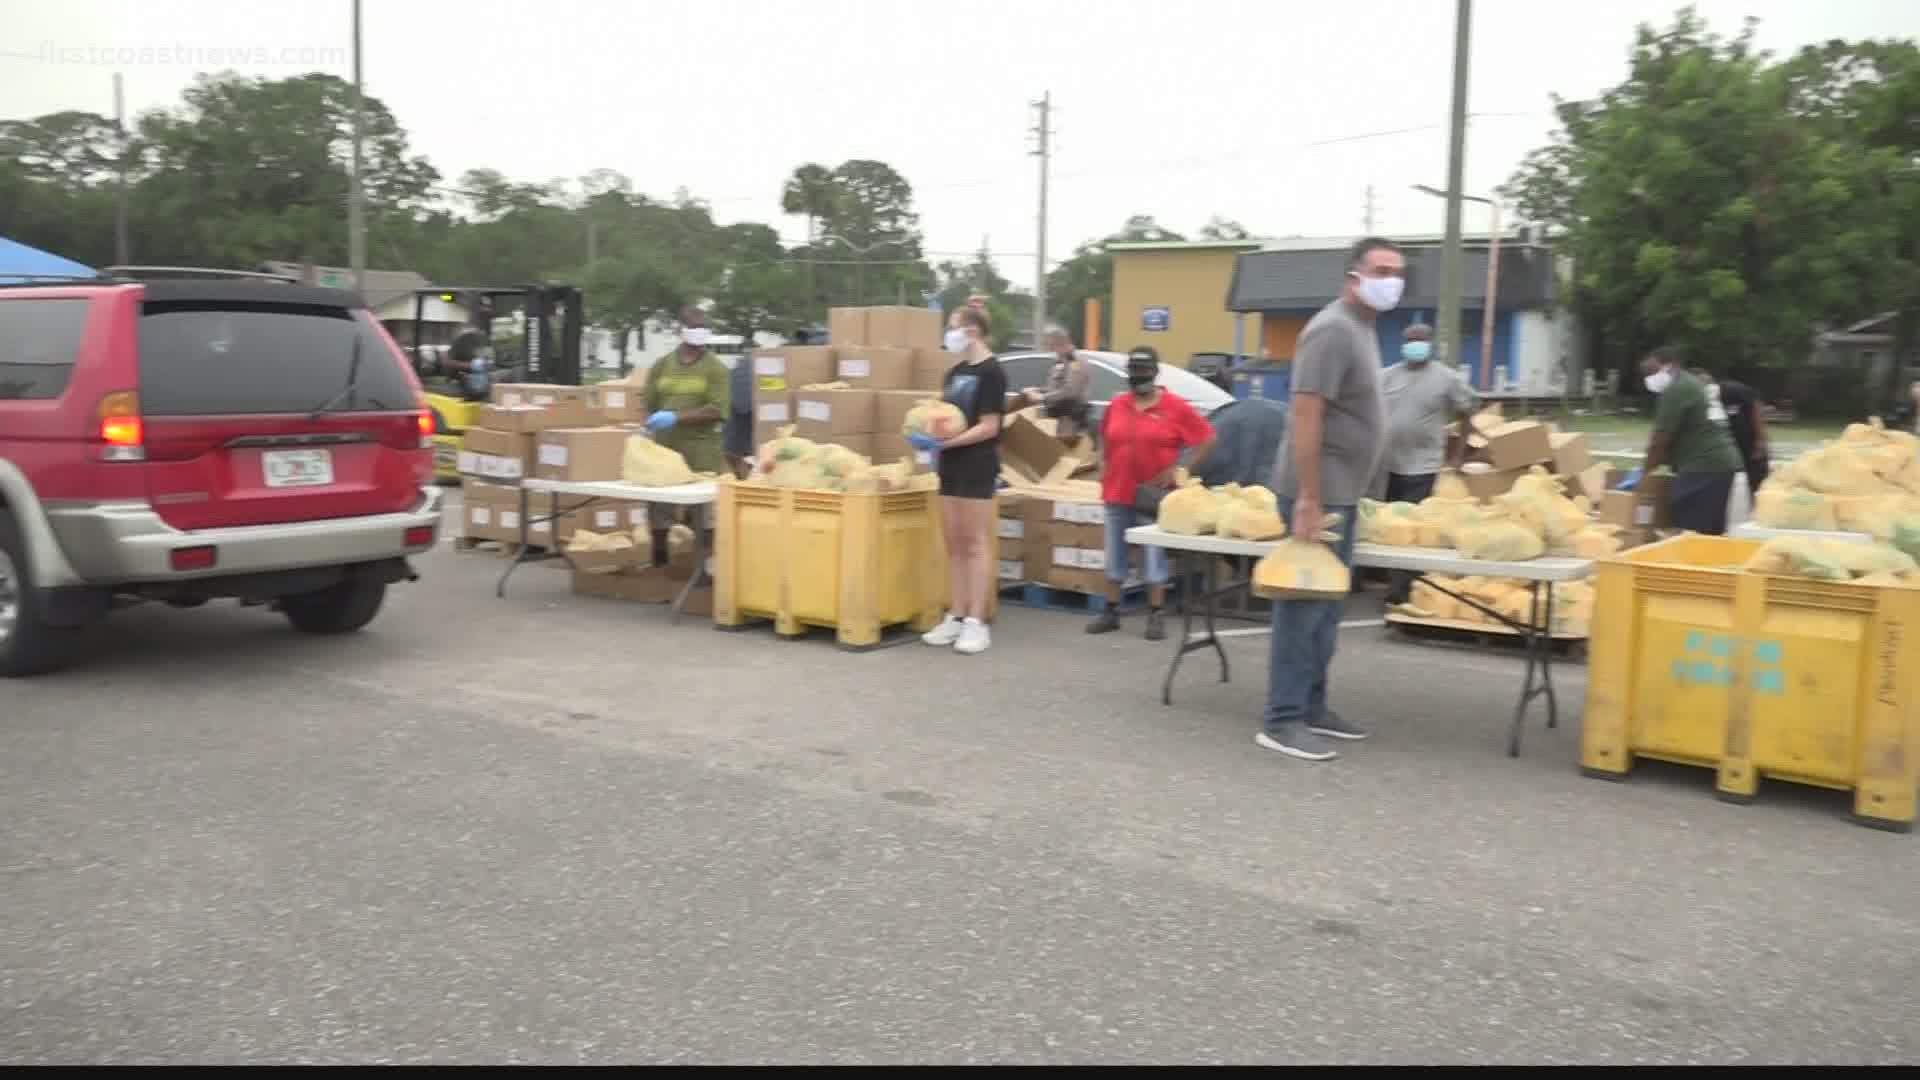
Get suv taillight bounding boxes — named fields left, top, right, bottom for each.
left=417, top=410, right=435, bottom=448
left=97, top=391, right=146, bottom=462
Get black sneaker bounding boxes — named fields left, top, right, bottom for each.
left=1255, top=724, right=1340, bottom=762
left=1310, top=710, right=1370, bottom=741
left=1144, top=609, right=1167, bottom=641
left=1085, top=609, right=1121, bottom=635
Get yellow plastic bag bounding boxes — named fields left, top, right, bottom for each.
left=1744, top=538, right=1858, bottom=581
left=902, top=399, right=967, bottom=441
left=1218, top=498, right=1287, bottom=541
left=1495, top=467, right=1587, bottom=545
left=1565, top=526, right=1626, bottom=559
left=1797, top=444, right=1884, bottom=496
left=1751, top=484, right=1838, bottom=531
left=1454, top=520, right=1546, bottom=562
left=1158, top=479, right=1223, bottom=535
left=621, top=435, right=697, bottom=487
left=1431, top=470, right=1471, bottom=501
left=1251, top=514, right=1348, bottom=598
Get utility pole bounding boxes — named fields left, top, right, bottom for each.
left=347, top=0, right=367, bottom=295
left=112, top=73, right=129, bottom=265
left=1436, top=0, right=1473, bottom=379
left=1362, top=184, right=1377, bottom=234
left=1031, top=91, right=1052, bottom=346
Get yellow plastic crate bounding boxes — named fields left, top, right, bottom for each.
left=1582, top=534, right=1920, bottom=830
left=711, top=482, right=997, bottom=648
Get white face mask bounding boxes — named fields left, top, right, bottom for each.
left=1645, top=369, right=1674, bottom=394
left=1353, top=273, right=1405, bottom=312
left=943, top=327, right=970, bottom=353
left=683, top=327, right=712, bottom=348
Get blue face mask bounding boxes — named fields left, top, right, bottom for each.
left=1402, top=341, right=1432, bottom=363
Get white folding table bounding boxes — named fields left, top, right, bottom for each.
left=1126, top=524, right=1594, bottom=757
left=1728, top=522, right=1873, bottom=544
left=506, top=478, right=719, bottom=621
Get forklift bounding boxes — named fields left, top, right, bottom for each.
left=406, top=283, right=585, bottom=483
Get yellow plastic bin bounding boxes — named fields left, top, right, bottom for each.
left=1582, top=534, right=1920, bottom=830
left=712, top=482, right=996, bottom=649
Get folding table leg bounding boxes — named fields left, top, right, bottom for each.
left=1508, top=580, right=1560, bottom=756
left=496, top=484, right=534, bottom=599
left=671, top=507, right=710, bottom=625
left=1162, top=551, right=1231, bottom=706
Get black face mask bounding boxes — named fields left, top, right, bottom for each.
left=1128, top=370, right=1156, bottom=390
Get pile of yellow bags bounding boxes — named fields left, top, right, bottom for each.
left=1754, top=418, right=1920, bottom=551
left=1153, top=477, right=1286, bottom=539
left=622, top=435, right=698, bottom=487
left=1742, top=536, right=1920, bottom=584
left=749, top=427, right=929, bottom=493
left=1356, top=467, right=1624, bottom=563
left=1401, top=575, right=1597, bottom=636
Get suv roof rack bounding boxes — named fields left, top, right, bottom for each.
left=104, top=265, right=301, bottom=284
left=0, top=273, right=109, bottom=288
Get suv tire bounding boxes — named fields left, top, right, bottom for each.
left=0, top=509, right=86, bottom=677
left=281, top=576, right=387, bottom=635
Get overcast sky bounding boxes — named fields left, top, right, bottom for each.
left=5, top=0, right=1917, bottom=290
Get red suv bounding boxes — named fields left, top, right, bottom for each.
left=0, top=271, right=444, bottom=676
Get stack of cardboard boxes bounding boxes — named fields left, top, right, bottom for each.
left=750, top=306, right=951, bottom=468
left=1449, top=406, right=1665, bottom=549
left=991, top=408, right=1118, bottom=596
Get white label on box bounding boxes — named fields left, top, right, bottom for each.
left=533, top=393, right=556, bottom=406
left=997, top=518, right=1024, bottom=539
left=839, top=357, right=871, bottom=379
left=1052, top=547, right=1078, bottom=569
left=595, top=510, right=619, bottom=529
left=1053, top=501, right=1105, bottom=525
left=530, top=519, right=552, bottom=536
left=755, top=355, right=788, bottom=377
left=603, top=390, right=626, bottom=410
left=629, top=507, right=648, bottom=527
left=1077, top=547, right=1107, bottom=571
left=758, top=402, right=790, bottom=422
left=475, top=454, right=523, bottom=479
left=500, top=392, right=524, bottom=407
left=470, top=507, right=492, bottom=525
left=500, top=510, right=521, bottom=529
left=797, top=400, right=831, bottom=423
left=1635, top=505, right=1654, bottom=526
left=538, top=444, right=569, bottom=467
left=915, top=450, right=932, bottom=466
left=457, top=450, right=479, bottom=474
left=998, top=560, right=1024, bottom=581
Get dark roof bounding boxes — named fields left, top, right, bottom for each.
left=1227, top=244, right=1556, bottom=313
left=139, top=279, right=367, bottom=309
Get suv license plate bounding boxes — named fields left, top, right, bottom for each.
left=263, top=448, right=334, bottom=488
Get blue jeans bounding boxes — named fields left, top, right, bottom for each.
left=1262, top=502, right=1358, bottom=733
left=1104, top=503, right=1169, bottom=585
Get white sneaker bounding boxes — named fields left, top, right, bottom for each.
left=922, top=613, right=964, bottom=647
left=954, top=618, right=991, bottom=655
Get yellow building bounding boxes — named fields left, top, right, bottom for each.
left=1108, top=240, right=1264, bottom=368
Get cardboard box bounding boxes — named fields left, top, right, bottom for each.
left=998, top=558, right=1028, bottom=583
left=863, top=306, right=943, bottom=350
left=751, top=347, right=836, bottom=394
left=459, top=428, right=535, bottom=481
left=873, top=389, right=926, bottom=439
left=912, top=348, right=955, bottom=392
left=1481, top=421, right=1554, bottom=471
left=1001, top=409, right=1095, bottom=484
left=1459, top=464, right=1529, bottom=500
left=835, top=346, right=915, bottom=390
left=828, top=307, right=868, bottom=347
left=590, top=384, right=649, bottom=424
left=1567, top=463, right=1612, bottom=504
left=793, top=388, right=878, bottom=438
left=478, top=397, right=601, bottom=434
left=565, top=542, right=646, bottom=576
left=490, top=383, right=591, bottom=408
left=751, top=395, right=794, bottom=448
left=1049, top=520, right=1106, bottom=551
left=572, top=565, right=711, bottom=614
left=534, top=427, right=629, bottom=482
left=1549, top=432, right=1593, bottom=476
left=1046, top=566, right=1110, bottom=595
left=1597, top=475, right=1673, bottom=529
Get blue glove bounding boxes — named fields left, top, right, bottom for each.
left=907, top=432, right=942, bottom=453
left=645, top=410, right=678, bottom=432
left=1618, top=466, right=1643, bottom=492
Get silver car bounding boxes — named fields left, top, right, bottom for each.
left=993, top=350, right=1237, bottom=435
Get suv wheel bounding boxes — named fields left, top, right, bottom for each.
left=280, top=576, right=387, bottom=635
left=0, top=510, right=85, bottom=677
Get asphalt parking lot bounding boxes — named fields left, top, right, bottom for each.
left=2, top=522, right=1916, bottom=1065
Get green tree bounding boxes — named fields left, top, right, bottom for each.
left=1502, top=8, right=1891, bottom=389
left=1199, top=216, right=1251, bottom=241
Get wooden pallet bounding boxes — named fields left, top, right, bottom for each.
left=998, top=580, right=1149, bottom=614
left=1385, top=611, right=1587, bottom=657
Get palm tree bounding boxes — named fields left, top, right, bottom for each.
left=780, top=163, right=836, bottom=245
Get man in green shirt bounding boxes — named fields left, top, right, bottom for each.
left=1640, top=346, right=1741, bottom=535
left=642, top=306, right=731, bottom=563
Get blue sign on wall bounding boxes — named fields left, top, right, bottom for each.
left=1142, top=306, right=1171, bottom=332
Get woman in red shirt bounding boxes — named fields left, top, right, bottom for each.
left=1089, top=346, right=1217, bottom=639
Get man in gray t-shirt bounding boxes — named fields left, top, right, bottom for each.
left=1378, top=321, right=1480, bottom=603
left=1258, top=237, right=1403, bottom=765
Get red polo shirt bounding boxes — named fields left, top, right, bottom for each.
left=1100, top=390, right=1214, bottom=505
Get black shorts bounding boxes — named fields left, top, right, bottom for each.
left=937, top=445, right=999, bottom=500
left=1669, top=471, right=1735, bottom=535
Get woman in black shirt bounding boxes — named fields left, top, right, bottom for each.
left=913, top=305, right=1007, bottom=656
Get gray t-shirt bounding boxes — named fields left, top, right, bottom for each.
left=1381, top=360, right=1480, bottom=476
left=1272, top=299, right=1386, bottom=506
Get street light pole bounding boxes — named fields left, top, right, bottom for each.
left=347, top=0, right=366, bottom=295
left=1437, top=0, right=1473, bottom=378
left=1479, top=197, right=1502, bottom=391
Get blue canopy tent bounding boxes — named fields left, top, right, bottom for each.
left=0, top=237, right=98, bottom=283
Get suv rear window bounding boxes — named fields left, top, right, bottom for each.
left=0, top=297, right=90, bottom=401
left=138, top=301, right=416, bottom=416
